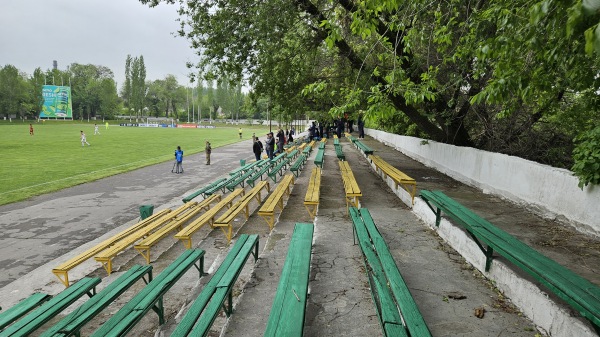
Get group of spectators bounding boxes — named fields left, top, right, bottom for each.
left=308, top=114, right=365, bottom=140
left=252, top=127, right=296, bottom=160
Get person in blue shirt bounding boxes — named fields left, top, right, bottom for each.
left=174, top=146, right=184, bottom=173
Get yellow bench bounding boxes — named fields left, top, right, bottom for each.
left=258, top=174, right=295, bottom=229
left=213, top=181, right=270, bottom=243
left=175, top=188, right=245, bottom=249
left=285, top=145, right=297, bottom=154
left=134, top=195, right=220, bottom=263
left=94, top=203, right=196, bottom=275
left=369, top=155, right=417, bottom=205
left=298, top=143, right=307, bottom=151
left=52, top=209, right=171, bottom=287
left=308, top=140, right=316, bottom=149
left=304, top=167, right=321, bottom=218
left=339, top=161, right=362, bottom=212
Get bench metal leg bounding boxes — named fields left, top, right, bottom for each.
left=53, top=270, right=70, bottom=288
left=467, top=230, right=495, bottom=271
left=151, top=297, right=165, bottom=325
left=193, top=255, right=207, bottom=276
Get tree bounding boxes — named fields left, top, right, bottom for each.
left=142, top=0, right=600, bottom=186
left=0, top=65, right=32, bottom=119
left=68, top=63, right=118, bottom=120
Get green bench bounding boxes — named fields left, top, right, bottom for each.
left=302, top=146, right=311, bottom=156
left=246, top=161, right=273, bottom=187
left=41, top=265, right=152, bottom=337
left=333, top=138, right=340, bottom=146
left=264, top=223, right=314, bottom=337
left=271, top=152, right=286, bottom=164
left=1, top=278, right=100, bottom=337
left=182, top=178, right=227, bottom=203
left=268, top=158, right=290, bottom=183
left=286, top=149, right=299, bottom=160
left=204, top=175, right=242, bottom=196
left=90, top=249, right=206, bottom=336
left=420, top=190, right=600, bottom=332
left=354, top=139, right=373, bottom=155
left=0, top=293, right=51, bottom=331
left=290, top=154, right=307, bottom=177
left=226, top=168, right=257, bottom=191
left=229, top=159, right=263, bottom=176
left=318, top=142, right=325, bottom=150
left=314, top=149, right=325, bottom=168
left=350, top=207, right=431, bottom=337
left=334, top=144, right=345, bottom=160
left=171, top=234, right=259, bottom=336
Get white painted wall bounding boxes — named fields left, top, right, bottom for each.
left=366, top=129, right=600, bottom=237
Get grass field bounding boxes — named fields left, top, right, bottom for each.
left=0, top=121, right=273, bottom=206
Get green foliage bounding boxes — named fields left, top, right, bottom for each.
left=572, top=126, right=600, bottom=188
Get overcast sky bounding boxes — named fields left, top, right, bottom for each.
left=0, top=0, right=197, bottom=90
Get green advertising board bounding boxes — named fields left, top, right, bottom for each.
left=40, top=85, right=73, bottom=118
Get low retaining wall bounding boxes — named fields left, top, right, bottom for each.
left=365, top=129, right=600, bottom=237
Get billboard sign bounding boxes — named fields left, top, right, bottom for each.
left=40, top=85, right=73, bottom=118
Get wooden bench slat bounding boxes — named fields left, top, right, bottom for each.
left=94, top=204, right=194, bottom=275
left=40, top=265, right=152, bottom=337
left=172, top=235, right=259, bottom=337
left=420, top=190, right=600, bottom=330
left=2, top=278, right=100, bottom=337
left=214, top=181, right=269, bottom=242
left=52, top=209, right=171, bottom=287
left=0, top=293, right=51, bottom=331
left=351, top=207, right=432, bottom=337
left=90, top=250, right=205, bottom=337
left=358, top=208, right=432, bottom=336
left=264, top=223, right=314, bottom=337
left=304, top=168, right=321, bottom=218
left=258, top=174, right=294, bottom=229
left=182, top=178, right=227, bottom=203
left=175, top=189, right=245, bottom=249
left=134, top=195, right=220, bottom=263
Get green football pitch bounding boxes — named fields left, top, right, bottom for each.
left=0, top=122, right=272, bottom=206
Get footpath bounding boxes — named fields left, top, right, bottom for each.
left=0, top=133, right=597, bottom=336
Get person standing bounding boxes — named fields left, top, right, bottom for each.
left=253, top=138, right=262, bottom=161
left=29, top=124, right=34, bottom=136
left=105, top=122, right=109, bottom=130
left=174, top=146, right=184, bottom=173
left=238, top=127, right=243, bottom=139
left=276, top=128, right=285, bottom=154
left=358, top=114, right=365, bottom=139
left=265, top=132, right=275, bottom=160
left=80, top=130, right=91, bottom=146
left=94, top=123, right=100, bottom=135
left=205, top=141, right=212, bottom=165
